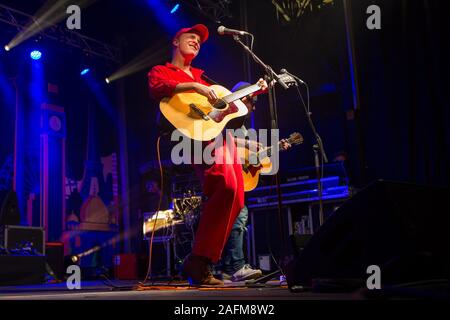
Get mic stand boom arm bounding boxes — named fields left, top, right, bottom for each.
left=232, top=35, right=289, bottom=90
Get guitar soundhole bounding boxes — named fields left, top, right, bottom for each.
left=209, top=101, right=239, bottom=123
left=213, top=99, right=227, bottom=110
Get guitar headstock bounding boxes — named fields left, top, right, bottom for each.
left=287, top=132, right=304, bottom=146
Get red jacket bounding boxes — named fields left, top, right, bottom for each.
left=148, top=62, right=211, bottom=101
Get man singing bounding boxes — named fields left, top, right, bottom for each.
left=148, top=24, right=245, bottom=286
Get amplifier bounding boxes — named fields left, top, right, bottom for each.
left=114, top=254, right=138, bottom=280
left=0, top=255, right=46, bottom=286
left=247, top=162, right=351, bottom=209
left=1, top=225, right=45, bottom=255
left=246, top=177, right=350, bottom=209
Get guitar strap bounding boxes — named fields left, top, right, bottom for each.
left=201, top=73, right=222, bottom=86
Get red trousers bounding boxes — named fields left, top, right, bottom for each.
left=192, top=134, right=244, bottom=263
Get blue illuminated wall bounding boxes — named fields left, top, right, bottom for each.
left=0, top=55, right=15, bottom=192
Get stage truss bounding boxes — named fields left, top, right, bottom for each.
left=0, top=4, right=121, bottom=63
left=178, top=0, right=233, bottom=24
left=272, top=0, right=335, bottom=23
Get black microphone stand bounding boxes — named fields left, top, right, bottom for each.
left=281, top=69, right=329, bottom=228
left=232, top=35, right=291, bottom=285
left=298, top=79, right=328, bottom=227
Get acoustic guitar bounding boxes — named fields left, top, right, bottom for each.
left=159, top=73, right=296, bottom=141
left=239, top=132, right=304, bottom=192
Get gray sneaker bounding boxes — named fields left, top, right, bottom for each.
left=231, top=264, right=263, bottom=282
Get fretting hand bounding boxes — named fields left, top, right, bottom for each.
left=280, top=139, right=291, bottom=151
left=257, top=78, right=268, bottom=91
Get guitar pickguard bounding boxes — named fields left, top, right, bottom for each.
left=208, top=101, right=240, bottom=123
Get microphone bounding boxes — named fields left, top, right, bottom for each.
left=281, top=68, right=305, bottom=84
left=217, top=26, right=249, bottom=36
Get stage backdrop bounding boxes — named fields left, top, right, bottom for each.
left=0, top=26, right=124, bottom=269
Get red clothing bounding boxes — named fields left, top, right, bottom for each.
left=148, top=62, right=245, bottom=262
left=148, top=62, right=210, bottom=101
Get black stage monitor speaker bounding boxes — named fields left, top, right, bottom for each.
left=286, top=180, right=450, bottom=288
left=0, top=190, right=20, bottom=226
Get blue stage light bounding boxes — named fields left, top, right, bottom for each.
left=170, top=3, right=180, bottom=14
left=146, top=0, right=187, bottom=34
left=80, top=68, right=90, bottom=76
left=30, top=50, right=42, bottom=60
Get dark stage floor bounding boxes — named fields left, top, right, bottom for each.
left=0, top=280, right=358, bottom=300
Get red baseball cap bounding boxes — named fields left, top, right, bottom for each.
left=173, top=24, right=209, bottom=44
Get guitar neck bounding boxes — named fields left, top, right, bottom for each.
left=257, top=135, right=299, bottom=158
left=257, top=141, right=282, bottom=159
left=222, top=83, right=261, bottom=104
